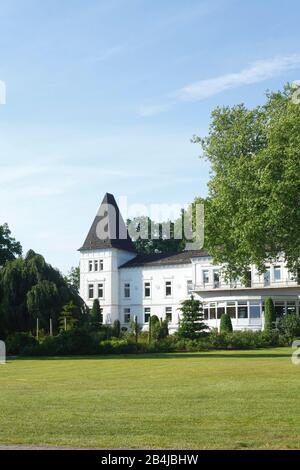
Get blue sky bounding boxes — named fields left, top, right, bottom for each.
left=0, top=0, right=300, bottom=272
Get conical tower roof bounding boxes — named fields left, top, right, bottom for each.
left=79, top=193, right=136, bottom=252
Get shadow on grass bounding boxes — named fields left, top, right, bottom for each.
left=9, top=350, right=292, bottom=361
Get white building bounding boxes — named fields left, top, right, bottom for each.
left=79, top=193, right=300, bottom=332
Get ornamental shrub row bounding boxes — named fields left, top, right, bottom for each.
left=6, top=327, right=292, bottom=357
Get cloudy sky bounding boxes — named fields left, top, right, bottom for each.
left=0, top=0, right=300, bottom=272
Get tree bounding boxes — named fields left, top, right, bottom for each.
left=59, top=301, right=80, bottom=332
left=27, top=280, right=60, bottom=333
left=91, top=299, right=102, bottom=330
left=278, top=314, right=300, bottom=342
left=264, top=298, right=276, bottom=331
left=193, top=85, right=300, bottom=279
left=0, top=250, right=85, bottom=338
left=0, top=223, right=22, bottom=266
left=65, top=266, right=80, bottom=292
left=177, top=295, right=208, bottom=339
left=112, top=319, right=121, bottom=338
left=127, top=216, right=185, bottom=254
left=220, top=313, right=233, bottom=333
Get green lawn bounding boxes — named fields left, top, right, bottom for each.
left=0, top=348, right=299, bottom=449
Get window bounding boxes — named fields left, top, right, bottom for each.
left=124, top=283, right=130, bottom=298
left=89, top=261, right=93, bottom=272
left=99, top=260, right=104, bottom=271
left=238, top=301, right=248, bottom=319
left=187, top=280, right=193, bottom=295
left=165, top=307, right=172, bottom=322
left=124, top=308, right=131, bottom=323
left=94, top=260, right=99, bottom=272
left=88, top=284, right=94, bottom=299
left=144, top=282, right=151, bottom=298
left=203, top=303, right=209, bottom=320
left=144, top=308, right=151, bottom=323
left=97, top=283, right=104, bottom=298
left=244, top=271, right=252, bottom=288
left=209, top=302, right=216, bottom=319
left=217, top=303, right=225, bottom=319
left=203, top=270, right=209, bottom=286
left=274, top=266, right=281, bottom=281
left=227, top=301, right=236, bottom=319
left=275, top=301, right=285, bottom=318
left=213, top=270, right=220, bottom=288
left=249, top=301, right=261, bottom=319
left=165, top=281, right=172, bottom=297
left=264, top=268, right=271, bottom=287
left=287, top=301, right=297, bottom=315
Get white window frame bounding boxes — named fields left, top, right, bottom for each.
left=124, top=282, right=131, bottom=299
left=144, top=281, right=151, bottom=298
left=165, top=280, right=172, bottom=297
left=97, top=282, right=104, bottom=299
left=88, top=283, right=94, bottom=299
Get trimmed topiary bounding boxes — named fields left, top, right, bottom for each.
left=264, top=298, right=276, bottom=331
left=220, top=313, right=233, bottom=333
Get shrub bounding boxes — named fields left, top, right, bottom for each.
left=6, top=332, right=38, bottom=355
left=264, top=298, right=276, bottom=331
left=112, top=320, right=121, bottom=338
left=278, top=314, right=300, bottom=343
left=220, top=314, right=233, bottom=333
left=177, top=296, right=208, bottom=339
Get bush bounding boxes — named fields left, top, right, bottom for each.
left=112, top=320, right=121, bottom=338
left=264, top=298, right=276, bottom=331
left=220, top=314, right=233, bottom=333
left=278, top=314, right=300, bottom=343
left=6, top=332, right=38, bottom=355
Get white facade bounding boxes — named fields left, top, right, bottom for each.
left=79, top=194, right=300, bottom=332
left=80, top=248, right=300, bottom=332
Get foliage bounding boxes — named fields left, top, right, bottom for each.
left=220, top=313, right=233, bottom=333
left=264, top=298, right=276, bottom=331
left=90, top=299, right=102, bottom=330
left=193, top=85, right=300, bottom=278
left=58, top=301, right=80, bottom=332
left=0, top=250, right=85, bottom=338
left=65, top=266, right=80, bottom=292
left=127, top=216, right=185, bottom=254
left=112, top=319, right=121, bottom=338
left=0, top=223, right=22, bottom=267
left=278, top=314, right=300, bottom=342
left=177, top=295, right=208, bottom=339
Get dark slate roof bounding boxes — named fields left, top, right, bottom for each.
left=119, top=249, right=210, bottom=268
left=79, top=193, right=136, bottom=252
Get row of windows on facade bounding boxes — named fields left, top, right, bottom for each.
left=203, top=300, right=298, bottom=320
left=123, top=306, right=173, bottom=324
left=88, top=280, right=194, bottom=300
left=202, top=265, right=292, bottom=288
left=88, top=260, right=104, bottom=272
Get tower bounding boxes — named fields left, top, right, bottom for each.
left=78, top=193, right=136, bottom=324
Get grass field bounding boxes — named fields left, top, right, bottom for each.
left=0, top=348, right=299, bottom=449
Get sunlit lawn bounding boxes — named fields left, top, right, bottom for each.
left=0, top=348, right=299, bottom=449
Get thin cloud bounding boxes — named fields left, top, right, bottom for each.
left=140, top=54, right=300, bottom=116
left=88, top=44, right=126, bottom=63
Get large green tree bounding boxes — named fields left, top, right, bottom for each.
left=0, top=223, right=22, bottom=266
left=0, top=250, right=85, bottom=337
left=193, top=85, right=300, bottom=279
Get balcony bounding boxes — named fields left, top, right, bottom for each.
left=195, top=278, right=300, bottom=292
